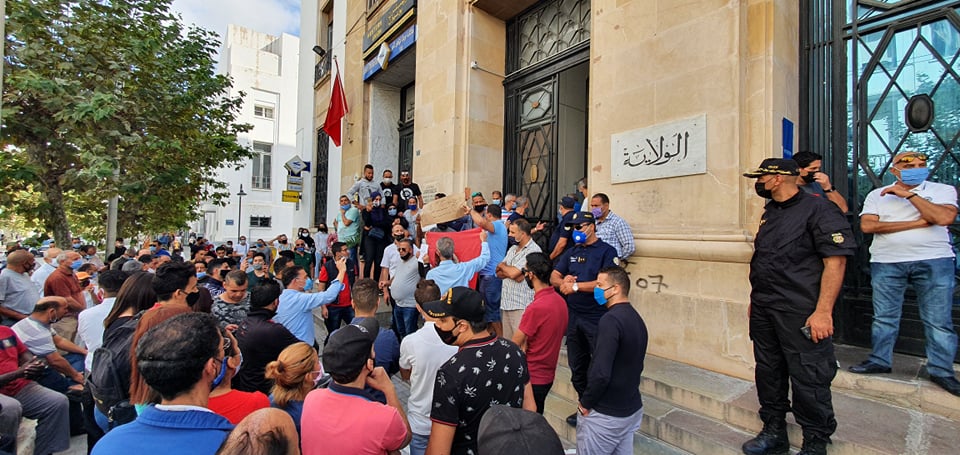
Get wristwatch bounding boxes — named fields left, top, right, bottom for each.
left=823, top=188, right=835, bottom=193
left=572, top=282, right=579, bottom=292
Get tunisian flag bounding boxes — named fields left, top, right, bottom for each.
left=323, top=59, right=348, bottom=147
left=425, top=228, right=483, bottom=289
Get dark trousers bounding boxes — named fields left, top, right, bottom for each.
left=323, top=306, right=355, bottom=345
left=750, top=304, right=838, bottom=440
left=566, top=313, right=599, bottom=399
left=532, top=382, right=553, bottom=415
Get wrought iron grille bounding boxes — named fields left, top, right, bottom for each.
left=513, top=78, right=559, bottom=225
left=509, top=0, right=590, bottom=73
left=314, top=130, right=330, bottom=225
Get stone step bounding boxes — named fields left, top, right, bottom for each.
left=550, top=351, right=960, bottom=454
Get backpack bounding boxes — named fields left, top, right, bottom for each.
left=86, top=313, right=141, bottom=427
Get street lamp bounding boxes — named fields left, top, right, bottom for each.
left=236, top=185, right=247, bottom=243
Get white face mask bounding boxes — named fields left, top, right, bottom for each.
left=383, top=178, right=393, bottom=185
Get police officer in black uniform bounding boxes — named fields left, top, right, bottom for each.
left=742, top=158, right=856, bottom=455
left=549, top=211, right=619, bottom=427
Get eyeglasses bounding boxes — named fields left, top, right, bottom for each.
left=397, top=248, right=409, bottom=252
left=573, top=224, right=591, bottom=231
left=896, top=153, right=928, bottom=163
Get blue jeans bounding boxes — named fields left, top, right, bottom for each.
left=36, top=352, right=85, bottom=393
left=479, top=274, right=503, bottom=322
left=409, top=433, right=429, bottom=455
left=869, top=258, right=958, bottom=378
left=323, top=306, right=355, bottom=344
left=393, top=306, right=419, bottom=339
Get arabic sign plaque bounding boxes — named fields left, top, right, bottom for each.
left=611, top=114, right=707, bottom=183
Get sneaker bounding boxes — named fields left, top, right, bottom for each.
left=742, top=420, right=789, bottom=455
left=847, top=360, right=891, bottom=374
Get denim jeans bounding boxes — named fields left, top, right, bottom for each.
left=409, top=433, right=429, bottom=455
left=393, top=306, right=419, bottom=340
left=869, top=258, right=958, bottom=378
left=479, top=274, right=503, bottom=322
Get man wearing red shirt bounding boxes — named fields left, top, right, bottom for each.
left=42, top=251, right=86, bottom=344
left=318, top=242, right=357, bottom=341
left=512, top=252, right=569, bottom=414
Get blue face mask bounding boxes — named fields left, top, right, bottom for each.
left=409, top=204, right=417, bottom=211
left=593, top=286, right=609, bottom=306
left=490, top=199, right=501, bottom=206
left=149, top=246, right=157, bottom=253
left=572, top=230, right=587, bottom=245
left=71, top=259, right=84, bottom=270
left=303, top=278, right=314, bottom=291
left=196, top=272, right=206, bottom=279
left=211, top=357, right=229, bottom=390
left=340, top=204, right=351, bottom=211
left=388, top=209, right=398, bottom=216
left=898, top=167, right=929, bottom=186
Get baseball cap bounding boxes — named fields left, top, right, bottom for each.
left=421, top=287, right=486, bottom=323
left=321, top=318, right=379, bottom=377
left=76, top=272, right=92, bottom=281
left=559, top=196, right=576, bottom=209
left=478, top=405, right=564, bottom=455
left=742, top=158, right=800, bottom=178
left=564, top=211, right=595, bottom=226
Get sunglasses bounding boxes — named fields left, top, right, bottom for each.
left=896, top=153, right=927, bottom=163
left=573, top=223, right=592, bottom=231
left=397, top=247, right=409, bottom=252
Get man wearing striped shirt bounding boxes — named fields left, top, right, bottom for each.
left=590, top=193, right=635, bottom=261
left=496, top=219, right=541, bottom=340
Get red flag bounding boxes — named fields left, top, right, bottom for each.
left=323, top=59, right=348, bottom=147
left=425, top=228, right=483, bottom=289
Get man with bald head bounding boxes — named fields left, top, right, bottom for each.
left=13, top=297, right=88, bottom=390
left=43, top=250, right=86, bottom=344
left=0, top=250, right=40, bottom=325
left=849, top=151, right=960, bottom=396
left=32, top=247, right=62, bottom=295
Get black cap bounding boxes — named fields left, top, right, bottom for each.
left=742, top=158, right=800, bottom=177
left=321, top=318, right=379, bottom=376
left=421, top=287, right=485, bottom=322
left=478, top=405, right=564, bottom=455
left=564, top=211, right=595, bottom=226
left=559, top=196, right=576, bottom=209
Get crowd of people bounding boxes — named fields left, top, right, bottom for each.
left=0, top=151, right=953, bottom=455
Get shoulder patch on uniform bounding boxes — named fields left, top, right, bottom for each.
left=831, top=233, right=844, bottom=244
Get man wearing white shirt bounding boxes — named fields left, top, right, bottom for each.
left=31, top=247, right=61, bottom=296
left=233, top=236, right=249, bottom=257
left=77, top=270, right=127, bottom=372
left=849, top=151, right=960, bottom=397
left=398, top=280, right=457, bottom=455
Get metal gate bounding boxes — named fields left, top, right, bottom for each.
left=314, top=130, right=329, bottom=226
left=801, top=0, right=960, bottom=357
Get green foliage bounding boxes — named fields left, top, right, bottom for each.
left=1, top=0, right=252, bottom=245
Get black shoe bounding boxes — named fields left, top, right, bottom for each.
left=566, top=412, right=578, bottom=427
left=742, top=420, right=789, bottom=455
left=930, top=375, right=960, bottom=397
left=797, top=437, right=829, bottom=455
left=847, top=360, right=891, bottom=375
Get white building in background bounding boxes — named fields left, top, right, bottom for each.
left=195, top=25, right=310, bottom=244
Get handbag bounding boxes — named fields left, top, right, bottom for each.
left=369, top=227, right=386, bottom=240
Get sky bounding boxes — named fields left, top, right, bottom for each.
left=171, top=0, right=302, bottom=41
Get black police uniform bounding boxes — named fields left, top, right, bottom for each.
left=749, top=190, right=856, bottom=441
left=554, top=237, right=618, bottom=398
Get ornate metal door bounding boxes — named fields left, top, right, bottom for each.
left=506, top=77, right=559, bottom=224
left=314, top=130, right=329, bottom=225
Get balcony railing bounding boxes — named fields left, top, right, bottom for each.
left=314, top=54, right=331, bottom=84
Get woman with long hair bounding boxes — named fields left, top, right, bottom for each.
left=265, top=342, right=320, bottom=436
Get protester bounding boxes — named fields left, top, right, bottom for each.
left=346, top=164, right=381, bottom=207
left=511, top=253, right=567, bottom=414
left=350, top=278, right=400, bottom=377
left=234, top=281, right=300, bottom=395
left=275, top=264, right=344, bottom=346
left=12, top=297, right=87, bottom=392
left=399, top=170, right=424, bottom=208
left=423, top=287, right=534, bottom=455
left=31, top=247, right=62, bottom=296
left=399, top=280, right=458, bottom=455
left=467, top=199, right=508, bottom=337
left=741, top=158, right=855, bottom=455
left=0, top=325, right=71, bottom=455
left=381, top=238, right=421, bottom=339
left=215, top=408, right=299, bottom=455
left=317, top=242, right=357, bottom=342
left=589, top=193, right=635, bottom=262
left=291, top=237, right=315, bottom=278
left=208, top=328, right=270, bottom=424
left=0, top=249, right=40, bottom=326
left=265, top=342, right=319, bottom=435
left=211, top=270, right=250, bottom=328
left=362, top=192, right=393, bottom=280
left=498, top=219, right=541, bottom=339
left=301, top=318, right=411, bottom=454
left=478, top=405, right=564, bottom=455
left=77, top=270, right=128, bottom=372
left=43, top=251, right=86, bottom=344
left=92, top=313, right=234, bottom=454
left=334, top=195, right=362, bottom=263
left=576, top=267, right=647, bottom=455
left=425, top=231, right=490, bottom=296
left=203, top=258, right=232, bottom=298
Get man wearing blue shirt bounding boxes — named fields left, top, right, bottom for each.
left=426, top=231, right=490, bottom=296
left=469, top=202, right=508, bottom=337
left=274, top=262, right=345, bottom=347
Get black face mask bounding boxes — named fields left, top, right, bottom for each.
left=318, top=227, right=328, bottom=233
left=473, top=204, right=487, bottom=213
left=801, top=172, right=817, bottom=184
left=400, top=253, right=412, bottom=261
left=755, top=181, right=773, bottom=199
left=186, top=290, right=200, bottom=306
left=393, top=234, right=405, bottom=241
left=434, top=322, right=460, bottom=346
left=524, top=275, right=534, bottom=290
left=279, top=239, right=287, bottom=244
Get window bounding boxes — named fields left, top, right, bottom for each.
left=251, top=142, right=272, bottom=189
left=254, top=105, right=275, bottom=119
left=367, top=0, right=383, bottom=11
left=249, top=216, right=272, bottom=228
